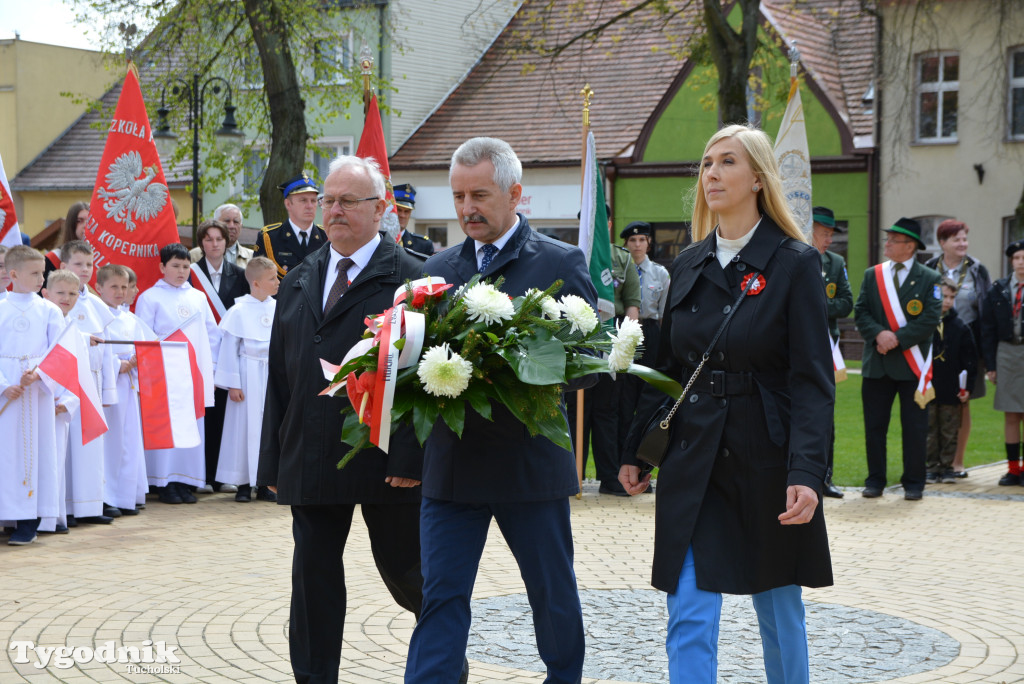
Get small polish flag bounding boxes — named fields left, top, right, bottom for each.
left=134, top=340, right=200, bottom=450
left=36, top=324, right=109, bottom=444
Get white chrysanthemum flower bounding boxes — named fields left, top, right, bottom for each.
left=463, top=282, right=515, bottom=326
left=525, top=288, right=562, bottom=321
left=608, top=318, right=645, bottom=371
left=417, top=343, right=473, bottom=398
left=559, top=294, right=599, bottom=335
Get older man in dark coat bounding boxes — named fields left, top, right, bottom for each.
left=404, top=138, right=598, bottom=684
left=257, top=156, right=426, bottom=684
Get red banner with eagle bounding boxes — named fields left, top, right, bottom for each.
left=85, top=64, right=180, bottom=295
left=356, top=94, right=400, bottom=237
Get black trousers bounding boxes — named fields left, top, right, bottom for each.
left=205, top=387, right=227, bottom=486
left=289, top=503, right=422, bottom=684
left=565, top=376, right=621, bottom=486
left=862, top=376, right=927, bottom=491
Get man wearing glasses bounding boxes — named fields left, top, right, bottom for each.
left=258, top=156, right=429, bottom=684
left=253, top=173, right=327, bottom=279
left=854, top=218, right=943, bottom=501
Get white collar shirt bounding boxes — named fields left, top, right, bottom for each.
left=473, top=217, right=520, bottom=271
left=322, top=234, right=381, bottom=310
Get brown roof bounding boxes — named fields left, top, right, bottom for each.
left=13, top=70, right=193, bottom=192
left=391, top=0, right=876, bottom=169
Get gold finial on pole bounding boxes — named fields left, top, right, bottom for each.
left=580, top=83, right=594, bottom=132
left=360, top=42, right=374, bottom=117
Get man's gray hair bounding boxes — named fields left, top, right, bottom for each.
left=213, top=203, right=244, bottom=222
left=327, top=155, right=386, bottom=198
left=450, top=137, right=522, bottom=191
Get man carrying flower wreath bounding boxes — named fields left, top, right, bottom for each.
left=257, top=155, right=428, bottom=684
left=404, top=138, right=598, bottom=684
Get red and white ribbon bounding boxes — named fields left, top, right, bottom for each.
left=875, top=262, right=933, bottom=402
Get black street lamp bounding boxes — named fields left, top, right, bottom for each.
left=154, top=75, right=243, bottom=245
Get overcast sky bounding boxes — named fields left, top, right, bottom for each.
left=1, top=0, right=104, bottom=51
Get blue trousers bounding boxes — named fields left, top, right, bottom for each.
left=666, top=547, right=809, bottom=684
left=405, top=497, right=585, bottom=684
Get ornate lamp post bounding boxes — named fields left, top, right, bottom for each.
left=154, top=75, right=243, bottom=245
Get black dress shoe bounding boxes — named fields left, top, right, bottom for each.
left=103, top=504, right=123, bottom=518
left=66, top=515, right=78, bottom=528
left=78, top=515, right=114, bottom=524
left=256, top=486, right=277, bottom=502
left=998, top=472, right=1021, bottom=486
left=823, top=481, right=844, bottom=499
left=904, top=489, right=923, bottom=501
left=118, top=507, right=140, bottom=516
left=235, top=485, right=252, bottom=503
left=598, top=482, right=629, bottom=497
left=158, top=487, right=183, bottom=505
left=174, top=483, right=198, bottom=504
left=862, top=487, right=883, bottom=498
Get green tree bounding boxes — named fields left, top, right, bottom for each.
left=71, top=0, right=393, bottom=225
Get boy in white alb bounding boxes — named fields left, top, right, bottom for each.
left=0, top=244, right=10, bottom=302
left=61, top=240, right=118, bottom=525
left=38, top=269, right=87, bottom=534
left=135, top=243, right=220, bottom=504
left=215, top=257, right=279, bottom=502
left=0, top=247, right=65, bottom=545
left=97, top=264, right=154, bottom=515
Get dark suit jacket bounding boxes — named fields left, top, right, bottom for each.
left=821, top=250, right=853, bottom=341
left=854, top=259, right=942, bottom=381
left=253, top=221, right=327, bottom=279
left=420, top=215, right=598, bottom=503
left=980, top=276, right=1021, bottom=370
left=399, top=230, right=434, bottom=258
left=623, top=217, right=834, bottom=595
left=931, top=308, right=977, bottom=405
left=257, top=235, right=426, bottom=505
left=191, top=257, right=249, bottom=311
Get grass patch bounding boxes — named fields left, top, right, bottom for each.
left=832, top=372, right=1002, bottom=486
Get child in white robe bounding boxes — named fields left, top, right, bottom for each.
left=61, top=240, right=118, bottom=525
left=135, top=243, right=220, bottom=504
left=0, top=244, right=10, bottom=302
left=215, top=257, right=279, bottom=502
left=38, top=269, right=86, bottom=534
left=97, top=264, right=154, bottom=514
left=0, top=247, right=65, bottom=545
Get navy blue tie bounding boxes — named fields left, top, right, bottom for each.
left=480, top=244, right=498, bottom=273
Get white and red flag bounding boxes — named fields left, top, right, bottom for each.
left=0, top=150, right=21, bottom=248
left=134, top=340, right=200, bottom=450
left=36, top=324, right=109, bottom=444
left=356, top=95, right=400, bottom=237
left=86, top=63, right=180, bottom=295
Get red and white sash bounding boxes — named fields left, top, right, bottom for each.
left=875, top=262, right=934, bottom=407
left=189, top=263, right=226, bottom=324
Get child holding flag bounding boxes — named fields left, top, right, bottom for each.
left=136, top=243, right=220, bottom=504
left=98, top=264, right=154, bottom=514
left=215, top=257, right=278, bottom=502
left=0, top=247, right=66, bottom=545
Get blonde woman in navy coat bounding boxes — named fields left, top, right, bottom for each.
left=620, top=124, right=834, bottom=683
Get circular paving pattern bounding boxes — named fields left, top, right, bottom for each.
left=467, top=588, right=960, bottom=683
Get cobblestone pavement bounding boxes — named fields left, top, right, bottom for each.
left=2, top=463, right=1023, bottom=683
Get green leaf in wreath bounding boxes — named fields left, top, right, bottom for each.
left=498, top=332, right=567, bottom=385
left=412, top=397, right=440, bottom=446
left=438, top=398, right=466, bottom=438
left=461, top=382, right=493, bottom=421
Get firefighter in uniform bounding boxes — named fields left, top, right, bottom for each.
left=253, top=173, right=327, bottom=279
left=391, top=183, right=434, bottom=257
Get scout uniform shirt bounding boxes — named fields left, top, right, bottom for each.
left=821, top=249, right=853, bottom=341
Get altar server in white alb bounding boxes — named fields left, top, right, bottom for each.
left=215, top=256, right=279, bottom=503
left=61, top=240, right=119, bottom=525
left=0, top=247, right=65, bottom=545
left=135, top=242, right=220, bottom=505
left=38, top=269, right=89, bottom=534
left=97, top=264, right=154, bottom=515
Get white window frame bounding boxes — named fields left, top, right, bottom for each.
left=1009, top=46, right=1024, bottom=141
left=307, top=33, right=354, bottom=86
left=309, top=137, right=355, bottom=184
left=915, top=51, right=959, bottom=143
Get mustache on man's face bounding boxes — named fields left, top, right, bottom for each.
left=463, top=214, right=488, bottom=225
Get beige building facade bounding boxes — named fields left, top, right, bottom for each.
left=878, top=0, right=1024, bottom=277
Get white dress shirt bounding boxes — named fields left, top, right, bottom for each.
left=322, top=234, right=382, bottom=310
left=474, top=217, right=520, bottom=271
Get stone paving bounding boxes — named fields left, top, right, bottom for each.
left=1, top=463, right=1023, bottom=683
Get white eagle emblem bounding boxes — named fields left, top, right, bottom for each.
left=98, top=151, right=169, bottom=231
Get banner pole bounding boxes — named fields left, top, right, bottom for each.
left=575, top=84, right=594, bottom=499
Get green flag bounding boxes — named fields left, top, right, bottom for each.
left=578, top=131, right=614, bottom=319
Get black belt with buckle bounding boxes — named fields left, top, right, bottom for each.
left=691, top=370, right=756, bottom=397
